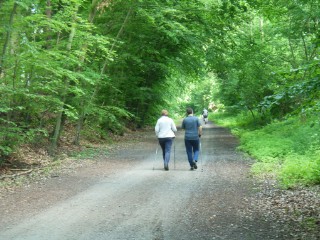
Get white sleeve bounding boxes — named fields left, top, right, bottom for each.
left=171, top=119, right=177, bottom=132
left=155, top=120, right=160, bottom=136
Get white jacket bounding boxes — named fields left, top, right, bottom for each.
left=155, top=116, right=177, bottom=138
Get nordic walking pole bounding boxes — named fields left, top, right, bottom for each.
left=153, top=143, right=159, bottom=170
left=174, top=139, right=176, bottom=170
left=200, top=139, right=203, bottom=172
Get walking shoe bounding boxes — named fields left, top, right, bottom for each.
left=164, top=165, right=169, bottom=171
left=190, top=166, right=194, bottom=171
left=193, top=162, right=197, bottom=169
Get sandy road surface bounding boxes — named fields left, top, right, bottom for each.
left=0, top=122, right=298, bottom=239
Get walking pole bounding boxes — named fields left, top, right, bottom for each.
left=174, top=140, right=176, bottom=170
left=200, top=139, right=203, bottom=172
left=153, top=143, right=159, bottom=171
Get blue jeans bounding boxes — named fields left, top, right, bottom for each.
left=158, top=138, right=173, bottom=167
left=184, top=139, right=200, bottom=167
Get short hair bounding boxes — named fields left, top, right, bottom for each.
left=161, top=109, right=168, bottom=116
left=186, top=107, right=193, bottom=115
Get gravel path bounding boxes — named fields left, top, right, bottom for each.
left=0, top=122, right=319, bottom=239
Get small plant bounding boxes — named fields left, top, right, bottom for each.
left=301, top=217, right=319, bottom=231
left=71, top=147, right=109, bottom=160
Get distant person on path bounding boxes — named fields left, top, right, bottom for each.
left=202, top=108, right=208, bottom=124
left=182, top=107, right=202, bottom=170
left=155, top=109, right=177, bottom=171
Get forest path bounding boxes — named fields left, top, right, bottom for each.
left=0, top=122, right=303, bottom=239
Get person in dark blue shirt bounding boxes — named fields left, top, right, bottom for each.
left=181, top=107, right=202, bottom=170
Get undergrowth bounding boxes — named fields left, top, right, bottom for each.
left=211, top=112, right=320, bottom=188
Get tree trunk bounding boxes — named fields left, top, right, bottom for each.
left=1, top=2, right=18, bottom=125
left=74, top=108, right=85, bottom=145
left=73, top=2, right=132, bottom=145
left=247, top=106, right=255, bottom=119
left=301, top=31, right=309, bottom=61
left=73, top=0, right=100, bottom=145
left=288, top=37, right=297, bottom=68
left=45, top=0, right=53, bottom=48
left=49, top=98, right=65, bottom=155
left=50, top=7, right=78, bottom=155
left=0, top=2, right=17, bottom=77
left=259, top=17, right=264, bottom=43
left=100, top=7, right=132, bottom=75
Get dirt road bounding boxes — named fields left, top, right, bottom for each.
left=0, top=122, right=314, bottom=239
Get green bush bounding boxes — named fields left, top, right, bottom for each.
left=0, top=125, right=24, bottom=164
left=238, top=130, right=294, bottom=162
left=211, top=111, right=320, bottom=188
left=279, top=153, right=320, bottom=187
left=211, top=111, right=268, bottom=130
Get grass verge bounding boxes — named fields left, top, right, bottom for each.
left=210, top=112, right=320, bottom=188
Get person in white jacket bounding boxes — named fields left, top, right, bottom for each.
left=155, top=110, right=177, bottom=171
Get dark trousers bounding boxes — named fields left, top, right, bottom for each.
left=184, top=139, right=200, bottom=167
left=158, top=138, right=173, bottom=167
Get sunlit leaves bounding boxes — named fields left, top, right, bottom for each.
left=208, top=0, right=319, bottom=122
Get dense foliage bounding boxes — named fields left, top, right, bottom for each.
left=0, top=0, right=319, bottom=187
left=207, top=0, right=319, bottom=187
left=212, top=112, right=320, bottom=188
left=0, top=0, right=211, bottom=159
left=211, top=0, right=320, bottom=119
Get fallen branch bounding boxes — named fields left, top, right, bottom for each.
left=10, top=168, right=30, bottom=171
left=0, top=169, right=33, bottom=180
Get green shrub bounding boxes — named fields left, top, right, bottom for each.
left=211, top=111, right=320, bottom=187
left=238, top=130, right=294, bottom=162
left=0, top=125, right=24, bottom=163
left=279, top=153, right=320, bottom=187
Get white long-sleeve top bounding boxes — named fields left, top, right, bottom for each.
left=155, top=116, right=177, bottom=138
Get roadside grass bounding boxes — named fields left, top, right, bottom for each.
left=70, top=147, right=109, bottom=160
left=210, top=112, right=320, bottom=188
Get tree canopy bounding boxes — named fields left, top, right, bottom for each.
left=0, top=0, right=319, bottom=160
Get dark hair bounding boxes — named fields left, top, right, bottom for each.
left=186, top=107, right=193, bottom=115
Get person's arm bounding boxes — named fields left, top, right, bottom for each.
left=198, top=126, right=202, bottom=137
left=171, top=119, right=177, bottom=132
left=155, top=120, right=160, bottom=137
left=197, top=119, right=202, bottom=137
